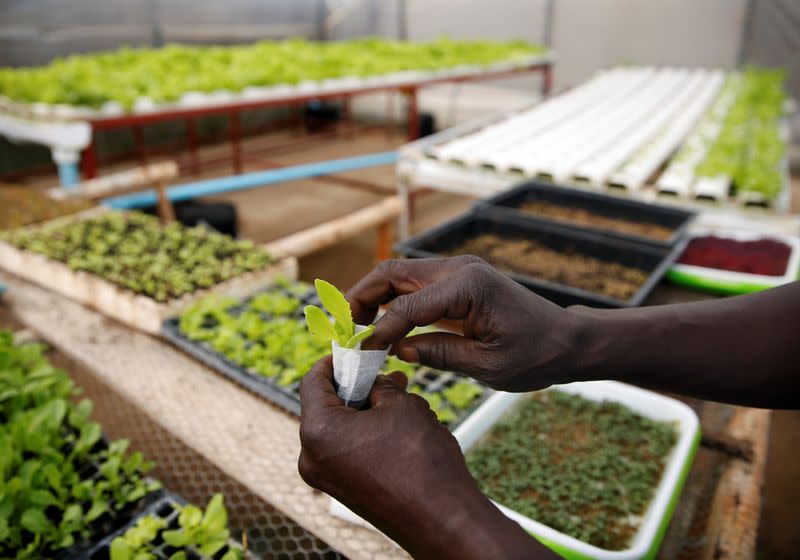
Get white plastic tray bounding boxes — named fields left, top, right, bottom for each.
left=452, top=382, right=700, bottom=560
left=668, top=227, right=800, bottom=294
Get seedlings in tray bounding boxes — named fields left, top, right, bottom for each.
left=0, top=212, right=274, bottom=302
left=442, top=381, right=483, bottom=410
left=177, top=283, right=486, bottom=422
left=0, top=330, right=160, bottom=560
left=383, top=355, right=418, bottom=380
left=410, top=387, right=458, bottom=424
left=110, top=495, right=244, bottom=560
left=179, top=284, right=329, bottom=387
left=465, top=390, right=677, bottom=550
left=162, top=495, right=241, bottom=560
left=304, top=279, right=375, bottom=349
left=109, top=514, right=167, bottom=560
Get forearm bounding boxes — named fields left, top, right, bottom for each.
left=388, top=489, right=559, bottom=560
left=568, top=282, right=800, bottom=408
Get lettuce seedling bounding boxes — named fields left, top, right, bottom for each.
left=303, top=279, right=375, bottom=349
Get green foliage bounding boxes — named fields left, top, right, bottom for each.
left=109, top=495, right=243, bottom=560
left=465, top=390, right=677, bottom=550
left=179, top=283, right=328, bottom=387
left=695, top=67, right=787, bottom=199
left=0, top=330, right=159, bottom=560
left=0, top=38, right=546, bottom=109
left=442, top=381, right=483, bottom=410
left=304, top=279, right=375, bottom=349
left=0, top=212, right=274, bottom=302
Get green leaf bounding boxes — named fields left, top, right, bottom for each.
left=442, top=382, right=483, bottom=410
left=86, top=499, right=109, bottom=522
left=168, top=553, right=187, bottom=560
left=201, top=494, right=227, bottom=532
left=162, top=529, right=191, bottom=547
left=178, top=504, right=203, bottom=528
left=314, top=279, right=354, bottom=340
left=344, top=324, right=376, bottom=349
left=221, top=549, right=242, bottom=560
left=303, top=305, right=337, bottom=344
left=110, top=537, right=131, bottom=560
left=21, top=508, right=54, bottom=534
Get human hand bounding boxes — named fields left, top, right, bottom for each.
left=347, top=256, right=583, bottom=392
left=297, top=357, right=557, bottom=559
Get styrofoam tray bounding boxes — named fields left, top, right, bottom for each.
left=452, top=382, right=700, bottom=560
left=667, top=228, right=800, bottom=294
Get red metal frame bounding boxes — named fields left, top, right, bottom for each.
left=76, top=63, right=551, bottom=179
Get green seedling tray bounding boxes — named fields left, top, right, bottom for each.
left=453, top=382, right=700, bottom=560
left=667, top=229, right=800, bottom=295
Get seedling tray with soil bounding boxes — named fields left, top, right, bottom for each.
left=667, top=228, right=800, bottom=295
left=453, top=382, right=700, bottom=560
left=478, top=181, right=695, bottom=247
left=163, top=283, right=490, bottom=424
left=0, top=210, right=296, bottom=333
left=395, top=211, right=685, bottom=308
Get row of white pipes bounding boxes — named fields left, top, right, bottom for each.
left=426, top=67, right=735, bottom=201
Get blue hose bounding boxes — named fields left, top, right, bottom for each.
left=103, top=151, right=398, bottom=209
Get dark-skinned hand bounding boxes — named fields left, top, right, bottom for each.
left=347, top=255, right=581, bottom=392
left=298, top=356, right=559, bottom=560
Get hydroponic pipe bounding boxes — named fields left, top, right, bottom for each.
left=103, top=151, right=398, bottom=209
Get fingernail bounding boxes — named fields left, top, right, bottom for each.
left=396, top=343, right=419, bottom=363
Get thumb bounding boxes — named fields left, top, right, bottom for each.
left=368, top=372, right=408, bottom=408
left=393, top=332, right=485, bottom=374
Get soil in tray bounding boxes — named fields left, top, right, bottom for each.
left=0, top=186, right=94, bottom=230
left=677, top=235, right=792, bottom=276
left=517, top=200, right=675, bottom=242
left=465, top=391, right=677, bottom=551
left=448, top=233, right=648, bottom=300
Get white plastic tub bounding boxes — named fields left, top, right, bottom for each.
left=667, top=228, right=800, bottom=294
left=452, top=382, right=700, bottom=560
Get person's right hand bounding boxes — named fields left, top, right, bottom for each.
left=348, top=256, right=584, bottom=392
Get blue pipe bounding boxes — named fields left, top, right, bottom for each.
left=58, top=163, right=80, bottom=188
left=103, top=151, right=398, bottom=209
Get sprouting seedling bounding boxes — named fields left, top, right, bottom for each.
left=304, top=279, right=376, bottom=349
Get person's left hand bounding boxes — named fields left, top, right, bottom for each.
left=297, top=356, right=559, bottom=560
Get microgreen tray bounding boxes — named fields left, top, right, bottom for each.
left=666, top=228, right=800, bottom=295
left=453, top=382, right=700, bottom=560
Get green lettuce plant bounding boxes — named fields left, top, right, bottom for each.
left=303, top=279, right=375, bottom=349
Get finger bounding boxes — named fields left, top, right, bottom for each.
left=299, top=355, right=347, bottom=419
left=347, top=256, right=480, bottom=326
left=368, top=371, right=409, bottom=408
left=383, top=370, right=409, bottom=391
left=393, top=332, right=488, bottom=375
left=362, top=278, right=472, bottom=350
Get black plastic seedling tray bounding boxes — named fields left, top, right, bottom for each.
left=394, top=210, right=686, bottom=308
left=81, top=491, right=252, bottom=560
left=56, top=437, right=162, bottom=560
left=477, top=181, right=695, bottom=248
left=162, top=286, right=491, bottom=424
left=162, top=285, right=319, bottom=416
left=400, top=366, right=491, bottom=430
